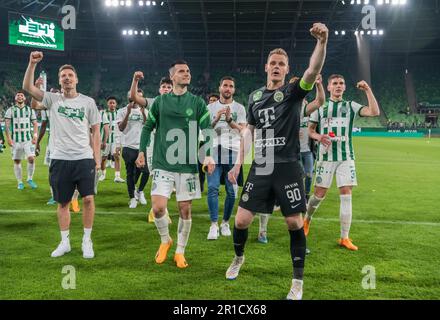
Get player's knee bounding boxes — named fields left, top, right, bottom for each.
left=153, top=204, right=167, bottom=217
left=314, top=188, right=327, bottom=198
left=286, top=215, right=303, bottom=230
left=28, top=157, right=35, bottom=163
left=339, top=187, right=352, bottom=195
left=82, top=196, right=94, bottom=206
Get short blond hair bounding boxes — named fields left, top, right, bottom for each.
left=58, top=64, right=77, bottom=77
left=267, top=48, right=289, bottom=64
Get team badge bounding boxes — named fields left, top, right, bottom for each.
left=316, top=176, right=322, bottom=184
left=253, top=91, right=263, bottom=102
left=274, top=91, right=284, bottom=103
left=242, top=193, right=249, bottom=202
left=186, top=108, right=194, bottom=117
left=340, top=105, right=348, bottom=114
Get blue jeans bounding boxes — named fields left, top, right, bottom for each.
left=300, top=151, right=314, bottom=196
left=207, top=147, right=237, bottom=223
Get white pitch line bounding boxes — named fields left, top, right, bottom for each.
left=0, top=209, right=439, bottom=227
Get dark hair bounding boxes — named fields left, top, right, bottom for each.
left=208, top=93, right=220, bottom=101
left=107, top=96, right=118, bottom=102
left=160, top=77, right=173, bottom=86
left=16, top=90, right=26, bottom=95
left=58, top=64, right=77, bottom=76
left=170, top=60, right=188, bottom=69
left=328, top=74, right=345, bottom=83
left=219, top=76, right=235, bottom=86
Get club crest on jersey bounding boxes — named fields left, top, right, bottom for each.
left=186, top=108, right=194, bottom=117
left=274, top=91, right=284, bottom=103
left=242, top=193, right=249, bottom=202
left=253, top=91, right=263, bottom=102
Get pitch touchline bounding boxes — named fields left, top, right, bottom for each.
left=0, top=209, right=439, bottom=227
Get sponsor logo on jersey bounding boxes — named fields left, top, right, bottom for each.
left=254, top=137, right=286, bottom=148
left=58, top=106, right=85, bottom=121
left=258, top=107, right=276, bottom=128
left=253, top=91, right=263, bottom=102
left=316, top=176, right=323, bottom=184
left=274, top=91, right=284, bottom=103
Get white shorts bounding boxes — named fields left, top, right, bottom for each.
left=44, top=147, right=51, bottom=166
left=101, top=143, right=119, bottom=157
left=11, top=141, right=35, bottom=160
left=151, top=169, right=201, bottom=202
left=314, top=160, right=358, bottom=189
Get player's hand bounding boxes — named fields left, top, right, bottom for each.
left=225, top=106, right=232, bottom=122
left=101, top=142, right=106, bottom=150
left=35, top=77, right=44, bottom=88
left=136, top=152, right=146, bottom=168
left=315, top=74, right=323, bottom=85
left=30, top=51, right=43, bottom=65
left=95, top=159, right=101, bottom=170
left=319, top=134, right=331, bottom=147
left=228, top=164, right=241, bottom=185
left=7, top=138, right=13, bottom=147
left=203, top=156, right=216, bottom=175
left=310, top=23, right=328, bottom=43
left=357, top=80, right=371, bottom=92
left=133, top=71, right=144, bottom=82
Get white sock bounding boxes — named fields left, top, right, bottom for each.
left=154, top=214, right=170, bottom=244
left=61, top=230, right=70, bottom=243
left=50, top=186, right=54, bottom=197
left=305, top=194, right=325, bottom=221
left=115, top=171, right=120, bottom=178
left=211, top=221, right=218, bottom=227
left=102, top=169, right=106, bottom=176
left=340, top=195, right=352, bottom=239
left=14, top=163, right=22, bottom=183
left=176, top=218, right=192, bottom=254
left=259, top=214, right=270, bottom=233
left=83, top=228, right=92, bottom=242
left=72, top=189, right=79, bottom=201
left=27, top=162, right=35, bottom=181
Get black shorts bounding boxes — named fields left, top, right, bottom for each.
left=49, top=159, right=96, bottom=204
left=239, top=161, right=306, bottom=216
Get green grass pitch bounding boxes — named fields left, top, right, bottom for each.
left=0, top=137, right=439, bottom=300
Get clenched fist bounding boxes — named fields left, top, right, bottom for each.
left=356, top=80, right=371, bottom=92
left=30, top=51, right=43, bottom=64
left=310, top=23, right=328, bottom=43
left=133, top=71, right=144, bottom=82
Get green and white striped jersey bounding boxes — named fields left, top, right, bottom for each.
left=100, top=110, right=110, bottom=142
left=106, top=110, right=118, bottom=144
left=4, top=105, right=37, bottom=143
left=309, top=99, right=364, bottom=162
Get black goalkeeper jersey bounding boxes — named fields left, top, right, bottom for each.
left=247, top=80, right=311, bottom=164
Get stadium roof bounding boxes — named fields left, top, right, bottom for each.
left=1, top=0, right=439, bottom=70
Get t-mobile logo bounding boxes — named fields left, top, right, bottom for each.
left=244, top=182, right=254, bottom=193
left=258, top=107, right=276, bottom=128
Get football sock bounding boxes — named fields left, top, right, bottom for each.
left=289, top=227, right=306, bottom=280
left=61, top=230, right=70, bottom=243
left=176, top=218, right=192, bottom=254
left=72, top=189, right=79, bottom=201
left=305, top=194, right=325, bottom=221
left=155, top=214, right=171, bottom=244
left=14, top=163, right=22, bottom=183
left=83, top=228, right=92, bottom=242
left=340, top=195, right=352, bottom=239
left=233, top=226, right=248, bottom=257
left=27, top=162, right=35, bottom=180
left=259, top=214, right=270, bottom=233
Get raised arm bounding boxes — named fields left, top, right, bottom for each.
left=130, top=72, right=148, bottom=107
left=302, top=23, right=328, bottom=85
left=305, top=74, right=326, bottom=116
left=357, top=81, right=380, bottom=117
left=23, top=52, right=45, bottom=102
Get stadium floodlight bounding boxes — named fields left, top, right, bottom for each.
left=379, top=29, right=384, bottom=35
left=146, top=30, right=150, bottom=35
left=335, top=31, right=339, bottom=35
left=341, top=0, right=345, bottom=5
left=152, top=1, right=156, bottom=5
left=120, top=1, right=125, bottom=6
left=377, top=0, right=384, bottom=5
left=354, top=30, right=359, bottom=35
left=161, top=1, right=164, bottom=5
left=364, top=0, right=369, bottom=4
left=399, top=0, right=407, bottom=4
left=122, top=30, right=127, bottom=35
left=112, top=0, right=119, bottom=7
left=146, top=1, right=151, bottom=5
left=360, top=30, right=365, bottom=35
left=391, top=0, right=399, bottom=5
left=350, top=0, right=354, bottom=4
left=126, top=0, right=132, bottom=6
left=140, top=30, right=145, bottom=35
left=357, top=0, right=361, bottom=4
left=139, top=0, right=144, bottom=5
left=341, top=30, right=346, bottom=35
left=164, top=30, right=168, bottom=35
left=128, top=30, right=133, bottom=35
left=158, top=30, right=162, bottom=35
left=105, top=0, right=112, bottom=6
left=372, top=30, right=378, bottom=35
